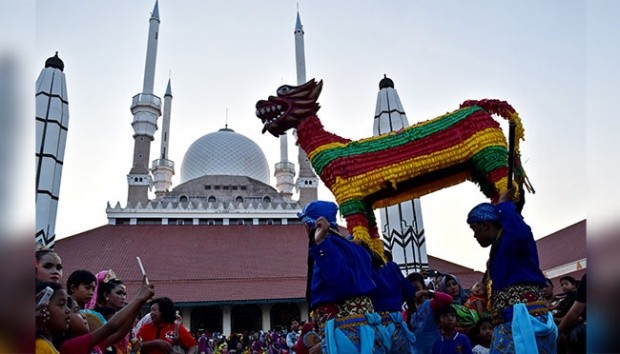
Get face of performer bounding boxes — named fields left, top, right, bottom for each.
left=105, top=283, right=127, bottom=310
left=36, top=253, right=63, bottom=283
left=470, top=221, right=496, bottom=248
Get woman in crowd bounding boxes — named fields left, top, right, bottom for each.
left=36, top=247, right=63, bottom=284
left=137, top=297, right=198, bottom=354
left=439, top=274, right=468, bottom=306
left=84, top=269, right=130, bottom=353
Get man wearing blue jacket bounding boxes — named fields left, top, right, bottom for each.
left=467, top=188, right=557, bottom=354
left=298, top=200, right=385, bottom=354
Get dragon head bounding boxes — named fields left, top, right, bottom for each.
left=255, top=79, right=323, bottom=137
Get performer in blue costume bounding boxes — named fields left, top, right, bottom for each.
left=467, top=188, right=557, bottom=354
left=367, top=250, right=417, bottom=354
left=298, top=200, right=385, bottom=354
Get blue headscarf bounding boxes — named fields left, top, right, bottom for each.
left=297, top=200, right=339, bottom=228
left=466, top=202, right=501, bottom=224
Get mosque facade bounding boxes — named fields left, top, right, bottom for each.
left=54, top=1, right=316, bottom=334
left=52, top=1, right=443, bottom=335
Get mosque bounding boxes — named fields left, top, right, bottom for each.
left=40, top=1, right=584, bottom=335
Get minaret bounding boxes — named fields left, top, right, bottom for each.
left=127, top=1, right=162, bottom=206
left=273, top=12, right=297, bottom=200
left=274, top=137, right=295, bottom=199
left=151, top=78, right=174, bottom=197
left=373, top=75, right=428, bottom=274
left=293, top=11, right=319, bottom=206
left=35, top=52, right=69, bottom=248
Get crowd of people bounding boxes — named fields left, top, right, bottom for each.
left=34, top=188, right=587, bottom=353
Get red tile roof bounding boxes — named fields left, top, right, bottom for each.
left=55, top=224, right=486, bottom=303
left=427, top=256, right=484, bottom=289
left=55, top=224, right=310, bottom=304
left=535, top=220, right=586, bottom=271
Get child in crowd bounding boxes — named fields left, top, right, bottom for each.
left=405, top=272, right=453, bottom=354
left=36, top=281, right=70, bottom=353
left=36, top=277, right=154, bottom=354
left=555, top=275, right=579, bottom=320
left=432, top=305, right=473, bottom=354
left=463, top=282, right=488, bottom=318
left=468, top=317, right=492, bottom=354
left=66, top=269, right=97, bottom=309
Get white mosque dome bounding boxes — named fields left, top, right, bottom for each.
left=180, top=127, right=271, bottom=185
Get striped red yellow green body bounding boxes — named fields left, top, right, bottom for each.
left=256, top=80, right=530, bottom=258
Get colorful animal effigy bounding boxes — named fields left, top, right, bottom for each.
left=256, top=79, right=533, bottom=258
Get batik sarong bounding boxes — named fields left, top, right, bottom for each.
left=490, top=284, right=557, bottom=354
left=317, top=296, right=387, bottom=354
left=491, top=310, right=557, bottom=354
left=378, top=311, right=416, bottom=354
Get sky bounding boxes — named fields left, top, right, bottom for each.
left=23, top=0, right=619, bottom=272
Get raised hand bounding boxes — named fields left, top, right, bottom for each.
left=314, top=217, right=330, bottom=245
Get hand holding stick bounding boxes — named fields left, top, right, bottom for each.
left=136, top=256, right=149, bottom=285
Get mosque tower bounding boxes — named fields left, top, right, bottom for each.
left=127, top=1, right=162, bottom=206
left=35, top=52, right=69, bottom=249
left=293, top=11, right=319, bottom=206
left=274, top=16, right=296, bottom=203
left=151, top=78, right=175, bottom=197
left=373, top=75, right=428, bottom=274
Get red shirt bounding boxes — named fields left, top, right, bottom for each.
left=137, top=322, right=197, bottom=354
left=59, top=333, right=103, bottom=354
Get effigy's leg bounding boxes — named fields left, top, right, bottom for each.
left=340, top=198, right=387, bottom=261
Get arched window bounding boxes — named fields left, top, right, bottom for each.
left=208, top=196, right=216, bottom=203
left=179, top=195, right=188, bottom=203
left=262, top=196, right=271, bottom=203
left=235, top=196, right=244, bottom=203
